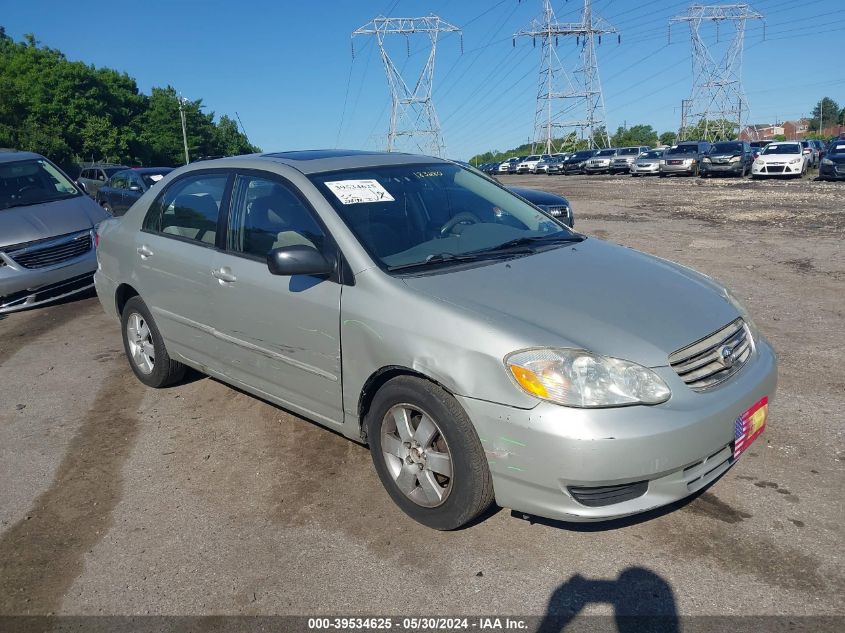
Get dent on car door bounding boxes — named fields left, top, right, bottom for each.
left=210, top=172, right=343, bottom=427
left=134, top=171, right=230, bottom=369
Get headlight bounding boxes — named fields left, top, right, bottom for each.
left=659, top=159, right=666, bottom=165
left=789, top=157, right=801, bottom=164
left=505, top=349, right=671, bottom=408
left=729, top=156, right=741, bottom=163
left=702, top=157, right=711, bottom=163
left=822, top=157, right=833, bottom=165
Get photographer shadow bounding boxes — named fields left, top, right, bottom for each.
left=538, top=567, right=679, bottom=633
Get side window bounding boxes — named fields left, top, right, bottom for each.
left=143, top=173, right=228, bottom=246
left=227, top=174, right=325, bottom=259
left=110, top=172, right=128, bottom=189
left=81, top=169, right=91, bottom=180
left=127, top=173, right=143, bottom=190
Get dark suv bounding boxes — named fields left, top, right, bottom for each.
left=95, top=167, right=173, bottom=216
left=659, top=141, right=711, bottom=177
left=700, top=140, right=753, bottom=177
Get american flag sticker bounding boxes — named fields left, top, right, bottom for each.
left=734, top=396, right=769, bottom=458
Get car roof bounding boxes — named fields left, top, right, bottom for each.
left=0, top=150, right=44, bottom=164
left=129, top=167, right=174, bottom=173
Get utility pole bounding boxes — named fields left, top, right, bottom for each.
left=352, top=15, right=461, bottom=157
left=670, top=4, right=764, bottom=141
left=514, top=0, right=618, bottom=152
left=178, top=95, right=190, bottom=164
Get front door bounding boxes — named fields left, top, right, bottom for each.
left=210, top=172, right=343, bottom=427
left=134, top=170, right=230, bottom=370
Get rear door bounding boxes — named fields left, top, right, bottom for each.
left=133, top=170, right=231, bottom=369
left=209, top=170, right=344, bottom=428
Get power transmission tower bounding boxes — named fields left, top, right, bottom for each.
left=352, top=15, right=461, bottom=157
left=514, top=0, right=618, bottom=152
left=670, top=4, right=764, bottom=141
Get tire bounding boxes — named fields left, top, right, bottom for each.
left=366, top=376, right=494, bottom=530
left=121, top=296, right=186, bottom=388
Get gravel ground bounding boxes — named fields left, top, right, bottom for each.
left=0, top=172, right=843, bottom=621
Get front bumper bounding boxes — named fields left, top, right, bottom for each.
left=751, top=161, right=803, bottom=176
left=819, top=163, right=845, bottom=180
left=584, top=162, right=611, bottom=173
left=701, top=161, right=744, bottom=175
left=660, top=161, right=697, bottom=174
left=457, top=336, right=777, bottom=522
left=0, top=237, right=97, bottom=314
left=609, top=161, right=633, bottom=172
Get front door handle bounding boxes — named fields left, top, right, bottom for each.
left=137, top=245, right=153, bottom=258
left=211, top=267, right=237, bottom=283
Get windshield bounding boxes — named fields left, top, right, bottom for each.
left=571, top=151, right=594, bottom=160
left=711, top=142, right=742, bottom=153
left=828, top=143, right=845, bottom=155
left=666, top=145, right=700, bottom=155
left=524, top=155, right=541, bottom=161
left=0, top=159, right=80, bottom=210
left=762, top=144, right=800, bottom=155
left=619, top=148, right=640, bottom=156
left=641, top=150, right=663, bottom=159
left=140, top=170, right=171, bottom=187
left=310, top=163, right=577, bottom=272
left=104, top=167, right=125, bottom=178
left=596, top=149, right=616, bottom=157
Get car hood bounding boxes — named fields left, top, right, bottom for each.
left=756, top=153, right=801, bottom=162
left=401, top=238, right=739, bottom=367
left=0, top=195, right=110, bottom=249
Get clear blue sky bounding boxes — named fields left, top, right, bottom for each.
left=2, top=0, right=844, bottom=159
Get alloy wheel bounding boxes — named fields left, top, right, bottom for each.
left=126, top=312, right=155, bottom=374
left=381, top=404, right=454, bottom=508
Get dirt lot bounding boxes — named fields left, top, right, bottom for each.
left=1, top=172, right=843, bottom=621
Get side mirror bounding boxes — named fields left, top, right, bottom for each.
left=267, top=244, right=333, bottom=277
left=76, top=180, right=87, bottom=192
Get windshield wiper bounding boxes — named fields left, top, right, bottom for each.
left=387, top=249, right=535, bottom=272
left=485, top=233, right=585, bottom=252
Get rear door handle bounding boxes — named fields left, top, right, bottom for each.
left=211, top=268, right=237, bottom=283
left=137, top=245, right=153, bottom=258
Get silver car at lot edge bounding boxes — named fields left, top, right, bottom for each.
left=1, top=150, right=110, bottom=313
left=94, top=150, right=777, bottom=530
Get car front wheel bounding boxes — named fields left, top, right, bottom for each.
left=121, top=296, right=186, bottom=388
left=367, top=376, right=494, bottom=530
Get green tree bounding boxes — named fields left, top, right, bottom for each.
left=610, top=124, right=658, bottom=147
left=809, top=97, right=840, bottom=131
left=0, top=28, right=258, bottom=170
left=659, top=131, right=677, bottom=146
left=681, top=118, right=737, bottom=141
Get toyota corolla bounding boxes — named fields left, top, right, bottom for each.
left=94, top=150, right=777, bottom=530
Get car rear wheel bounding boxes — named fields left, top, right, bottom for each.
left=367, top=376, right=494, bottom=530
left=121, top=296, right=186, bottom=388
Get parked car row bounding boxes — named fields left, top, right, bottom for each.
left=479, top=137, right=844, bottom=180
left=77, top=163, right=174, bottom=216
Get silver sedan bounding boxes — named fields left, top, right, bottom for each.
left=94, top=150, right=777, bottom=529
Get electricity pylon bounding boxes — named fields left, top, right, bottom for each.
left=514, top=0, right=617, bottom=152
left=352, top=15, right=461, bottom=157
left=670, top=4, right=764, bottom=141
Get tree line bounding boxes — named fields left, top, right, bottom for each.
left=0, top=28, right=260, bottom=173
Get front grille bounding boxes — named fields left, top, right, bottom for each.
left=543, top=205, right=569, bottom=218
left=669, top=319, right=752, bottom=392
left=766, top=165, right=785, bottom=173
left=683, top=444, right=733, bottom=493
left=8, top=231, right=92, bottom=269
left=568, top=481, right=648, bottom=507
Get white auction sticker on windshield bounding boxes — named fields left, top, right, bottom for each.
left=324, top=179, right=395, bottom=205
left=149, top=174, right=164, bottom=182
